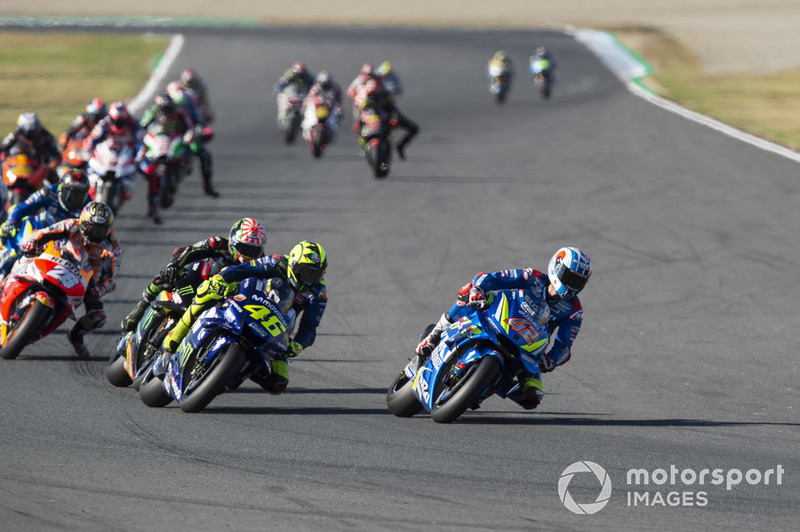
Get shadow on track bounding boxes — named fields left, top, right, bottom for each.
left=455, top=416, right=800, bottom=428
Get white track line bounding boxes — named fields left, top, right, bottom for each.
left=573, top=28, right=800, bottom=164
left=128, top=34, right=184, bottom=116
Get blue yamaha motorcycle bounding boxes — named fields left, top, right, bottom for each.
left=139, top=276, right=296, bottom=413
left=387, top=288, right=551, bottom=423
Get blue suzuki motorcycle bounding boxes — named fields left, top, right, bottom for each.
left=0, top=211, right=56, bottom=277
left=139, top=276, right=296, bottom=413
left=387, top=288, right=551, bottom=423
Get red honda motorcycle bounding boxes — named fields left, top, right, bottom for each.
left=0, top=240, right=94, bottom=359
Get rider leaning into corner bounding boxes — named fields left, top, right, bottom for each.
left=415, top=247, right=592, bottom=410
left=59, top=98, right=107, bottom=152
left=357, top=78, right=420, bottom=160
left=17, top=201, right=122, bottom=358
left=0, top=168, right=91, bottom=276
left=274, top=62, right=316, bottom=97
left=120, top=217, right=268, bottom=333
left=301, top=70, right=345, bottom=141
left=0, top=112, right=61, bottom=185
left=152, top=240, right=328, bottom=395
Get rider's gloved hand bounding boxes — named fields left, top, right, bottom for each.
left=195, top=275, right=235, bottom=304
left=0, top=222, right=16, bottom=239
left=539, top=353, right=556, bottom=373
left=161, top=262, right=179, bottom=287
left=20, top=239, right=40, bottom=256
left=468, top=287, right=488, bottom=310
left=286, top=340, right=303, bottom=358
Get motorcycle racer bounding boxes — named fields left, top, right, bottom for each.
left=165, top=81, right=218, bottom=197
left=347, top=63, right=379, bottom=129
left=415, top=247, right=591, bottom=410
left=488, top=50, right=514, bottom=80
left=19, top=201, right=121, bottom=358
left=301, top=71, right=344, bottom=141
left=358, top=79, right=420, bottom=160
left=273, top=62, right=316, bottom=97
left=85, top=102, right=141, bottom=155
left=120, top=218, right=267, bottom=333
left=59, top=98, right=107, bottom=152
left=138, top=92, right=196, bottom=222
left=0, top=168, right=91, bottom=276
left=0, top=112, right=61, bottom=185
left=179, top=68, right=215, bottom=125
left=155, top=240, right=328, bottom=395
left=529, top=46, right=556, bottom=76
left=377, top=60, right=403, bottom=99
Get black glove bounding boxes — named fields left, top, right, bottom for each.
left=161, top=262, right=179, bottom=286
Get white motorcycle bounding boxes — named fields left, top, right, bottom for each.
left=86, top=139, right=136, bottom=214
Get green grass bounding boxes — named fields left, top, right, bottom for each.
left=0, top=32, right=169, bottom=135
left=613, top=26, right=800, bottom=151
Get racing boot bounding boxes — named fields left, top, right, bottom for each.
left=508, top=375, right=544, bottom=410
left=250, top=360, right=289, bottom=395
left=147, top=194, right=162, bottom=225
left=121, top=295, right=153, bottom=332
left=68, top=309, right=107, bottom=359
left=67, top=326, right=90, bottom=359
left=200, top=149, right=219, bottom=197
left=415, top=312, right=453, bottom=359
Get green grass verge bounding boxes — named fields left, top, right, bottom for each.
left=613, top=26, right=800, bottom=151
left=0, top=31, right=169, bottom=136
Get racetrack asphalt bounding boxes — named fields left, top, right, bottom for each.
left=0, top=25, right=797, bottom=531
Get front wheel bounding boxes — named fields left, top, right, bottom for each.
left=372, top=140, right=391, bottom=179
left=179, top=343, right=248, bottom=413
left=159, top=166, right=177, bottom=209
left=106, top=350, right=132, bottom=387
left=96, top=179, right=120, bottom=213
left=1, top=300, right=51, bottom=360
left=386, top=370, right=424, bottom=417
left=430, top=356, right=500, bottom=424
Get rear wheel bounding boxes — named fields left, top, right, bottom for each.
left=1, top=300, right=51, bottom=360
left=430, top=356, right=500, bottom=424
left=179, top=343, right=247, bottom=413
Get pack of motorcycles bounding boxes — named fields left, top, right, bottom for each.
left=0, top=56, right=556, bottom=422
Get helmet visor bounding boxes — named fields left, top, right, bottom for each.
left=233, top=241, right=264, bottom=261
left=293, top=262, right=325, bottom=287
left=61, top=187, right=88, bottom=212
left=557, top=265, right=588, bottom=293
left=82, top=223, right=110, bottom=242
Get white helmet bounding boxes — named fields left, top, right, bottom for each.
left=547, top=247, right=591, bottom=299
